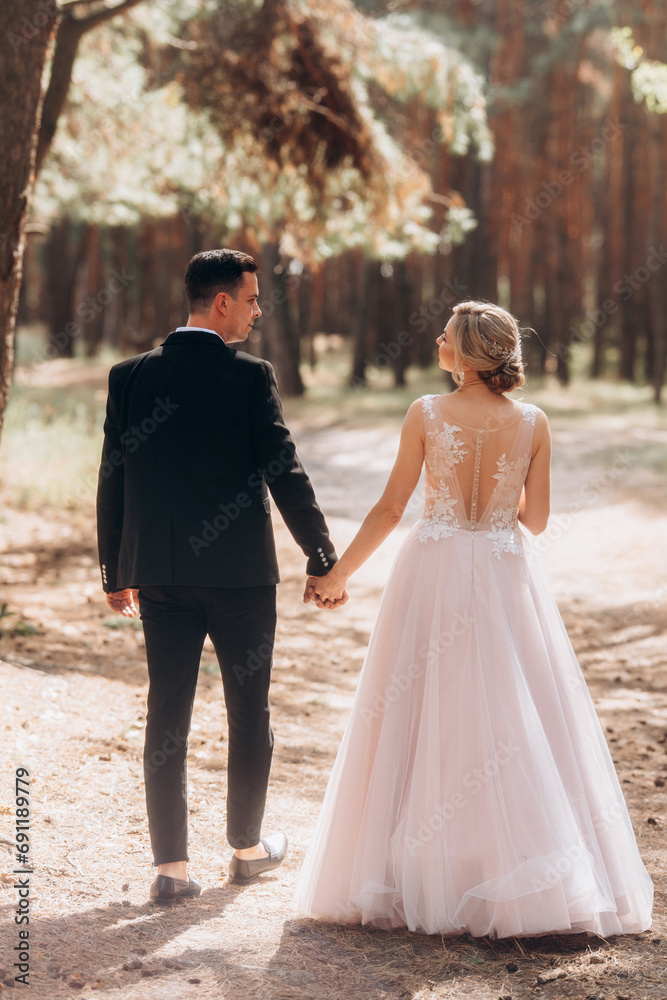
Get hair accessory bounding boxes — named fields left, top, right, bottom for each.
left=479, top=329, right=522, bottom=364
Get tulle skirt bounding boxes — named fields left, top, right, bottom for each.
left=292, top=524, right=653, bottom=938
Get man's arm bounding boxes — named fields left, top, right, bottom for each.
left=251, top=361, right=338, bottom=577
left=96, top=372, right=125, bottom=596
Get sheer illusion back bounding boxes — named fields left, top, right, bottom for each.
left=419, top=394, right=537, bottom=556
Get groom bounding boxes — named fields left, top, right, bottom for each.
left=97, top=248, right=344, bottom=904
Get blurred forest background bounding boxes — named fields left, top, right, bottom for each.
left=2, top=0, right=667, bottom=417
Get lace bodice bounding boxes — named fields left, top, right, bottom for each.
left=418, top=394, right=538, bottom=557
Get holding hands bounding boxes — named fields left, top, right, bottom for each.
left=303, top=571, right=348, bottom=609
left=302, top=399, right=426, bottom=614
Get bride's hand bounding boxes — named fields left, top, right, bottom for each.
left=312, top=567, right=348, bottom=607
left=303, top=570, right=348, bottom=609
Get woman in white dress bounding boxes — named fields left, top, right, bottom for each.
left=293, top=300, right=653, bottom=939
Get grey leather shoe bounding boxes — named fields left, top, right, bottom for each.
left=228, top=833, right=288, bottom=884
left=149, top=874, right=202, bottom=905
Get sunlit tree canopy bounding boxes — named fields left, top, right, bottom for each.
left=34, top=0, right=492, bottom=262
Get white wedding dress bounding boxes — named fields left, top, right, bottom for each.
left=292, top=395, right=653, bottom=938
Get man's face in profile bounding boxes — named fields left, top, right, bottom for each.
left=223, top=272, right=261, bottom=343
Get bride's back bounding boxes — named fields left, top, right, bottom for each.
left=419, top=393, right=537, bottom=547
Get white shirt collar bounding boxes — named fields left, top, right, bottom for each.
left=175, top=325, right=224, bottom=341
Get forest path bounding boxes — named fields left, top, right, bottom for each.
left=0, top=374, right=665, bottom=999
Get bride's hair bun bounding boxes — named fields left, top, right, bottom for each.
left=447, top=301, right=526, bottom=394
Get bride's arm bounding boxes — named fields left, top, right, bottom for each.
left=312, top=401, right=425, bottom=603
left=518, top=409, right=551, bottom=534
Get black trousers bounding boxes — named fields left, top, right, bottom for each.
left=138, top=584, right=277, bottom=865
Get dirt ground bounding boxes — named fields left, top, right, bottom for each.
left=0, top=360, right=666, bottom=999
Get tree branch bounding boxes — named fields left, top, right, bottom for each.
left=66, top=0, right=147, bottom=32
left=35, top=0, right=148, bottom=175
left=60, top=0, right=107, bottom=9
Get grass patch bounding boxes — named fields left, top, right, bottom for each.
left=200, top=660, right=219, bottom=676
left=0, top=381, right=106, bottom=512
left=101, top=616, right=142, bottom=630
left=10, top=621, right=41, bottom=637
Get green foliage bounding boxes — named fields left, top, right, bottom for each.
left=200, top=660, right=219, bottom=676
left=33, top=0, right=491, bottom=262
left=0, top=604, right=39, bottom=637
left=613, top=27, right=667, bottom=114
left=173, top=0, right=491, bottom=259
left=33, top=18, right=227, bottom=226
left=101, top=616, right=142, bottom=630
left=358, top=11, right=493, bottom=160
left=11, top=621, right=41, bottom=637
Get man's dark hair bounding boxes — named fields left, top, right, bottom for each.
left=184, top=249, right=258, bottom=312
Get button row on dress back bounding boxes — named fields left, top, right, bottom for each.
left=470, top=430, right=483, bottom=531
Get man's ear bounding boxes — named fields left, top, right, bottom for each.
left=214, top=291, right=229, bottom=316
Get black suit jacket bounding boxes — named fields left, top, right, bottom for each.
left=96, top=330, right=337, bottom=592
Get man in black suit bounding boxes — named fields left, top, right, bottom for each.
left=97, top=249, right=344, bottom=904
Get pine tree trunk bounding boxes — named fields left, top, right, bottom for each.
left=131, top=219, right=159, bottom=354
left=391, top=258, right=413, bottom=388
left=0, top=1, right=56, bottom=442
left=297, top=268, right=315, bottom=370
left=259, top=242, right=304, bottom=396
left=349, top=258, right=377, bottom=387
left=647, top=113, right=666, bottom=403
left=80, top=224, right=105, bottom=357
left=43, top=217, right=87, bottom=359
left=104, top=226, right=128, bottom=350
left=321, top=257, right=338, bottom=333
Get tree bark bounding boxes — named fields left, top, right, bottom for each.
left=349, top=257, right=377, bottom=387
left=391, top=258, right=413, bottom=388
left=43, top=216, right=86, bottom=359
left=297, top=268, right=315, bottom=370
left=259, top=242, right=304, bottom=397
left=80, top=224, right=105, bottom=357
left=106, top=225, right=129, bottom=350
left=647, top=112, right=666, bottom=403
left=0, top=1, right=56, bottom=442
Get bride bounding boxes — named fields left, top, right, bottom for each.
left=293, top=300, right=653, bottom=939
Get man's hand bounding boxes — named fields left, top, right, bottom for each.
left=106, top=589, right=139, bottom=617
left=303, top=575, right=348, bottom=609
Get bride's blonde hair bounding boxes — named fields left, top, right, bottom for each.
left=447, top=301, right=526, bottom=394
